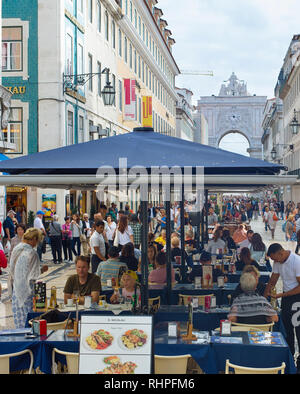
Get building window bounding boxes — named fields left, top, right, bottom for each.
left=134, top=9, right=137, bottom=28
left=130, top=1, right=133, bottom=22
left=105, top=11, right=109, bottom=41
left=88, top=54, right=93, bottom=91
left=3, top=108, right=23, bottom=153
left=77, top=43, right=83, bottom=76
left=134, top=49, right=137, bottom=74
left=2, top=27, right=22, bottom=71
left=89, top=120, right=94, bottom=141
left=65, top=33, right=73, bottom=75
left=88, top=0, right=93, bottom=23
left=97, top=61, right=101, bottom=96
left=118, top=29, right=122, bottom=57
left=67, top=111, right=74, bottom=145
left=119, top=79, right=123, bottom=112
left=78, top=115, right=84, bottom=143
left=112, top=20, right=116, bottom=49
left=97, top=1, right=101, bottom=32
left=129, top=43, right=133, bottom=69
left=139, top=97, right=141, bottom=124
left=78, top=0, right=84, bottom=14
left=124, top=36, right=128, bottom=63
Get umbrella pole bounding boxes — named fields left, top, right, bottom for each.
left=165, top=199, right=171, bottom=305
left=140, top=189, right=149, bottom=314
left=180, top=186, right=186, bottom=283
left=205, top=189, right=209, bottom=243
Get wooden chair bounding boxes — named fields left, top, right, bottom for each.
left=155, top=354, right=191, bottom=374
left=179, top=294, right=214, bottom=306
left=225, top=359, right=285, bottom=374
left=148, top=296, right=161, bottom=313
left=0, top=349, right=34, bottom=374
left=52, top=348, right=79, bottom=374
left=29, top=319, right=69, bottom=331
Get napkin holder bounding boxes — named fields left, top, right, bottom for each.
left=67, top=301, right=80, bottom=338
left=182, top=303, right=197, bottom=342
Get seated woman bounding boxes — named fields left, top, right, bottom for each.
left=188, top=251, right=227, bottom=283
left=222, top=229, right=236, bottom=251
left=148, top=252, right=176, bottom=286
left=119, top=243, right=139, bottom=271
left=235, top=247, right=260, bottom=271
left=223, top=210, right=233, bottom=222
left=249, top=233, right=266, bottom=263
left=228, top=272, right=278, bottom=324
left=110, top=270, right=140, bottom=304
left=207, top=228, right=226, bottom=255
left=230, top=265, right=266, bottom=304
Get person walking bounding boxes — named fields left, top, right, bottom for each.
left=33, top=210, right=47, bottom=262
left=268, top=206, right=279, bottom=240
left=10, top=228, right=48, bottom=328
left=81, top=213, right=92, bottom=257
left=62, top=216, right=73, bottom=263
left=266, top=243, right=300, bottom=373
left=129, top=214, right=142, bottom=250
left=49, top=215, right=63, bottom=264
left=70, top=214, right=82, bottom=256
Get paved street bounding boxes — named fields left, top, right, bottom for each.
left=0, top=215, right=294, bottom=330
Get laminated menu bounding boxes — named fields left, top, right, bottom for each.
left=210, top=335, right=243, bottom=344
left=248, top=331, right=285, bottom=346
left=79, top=315, right=153, bottom=374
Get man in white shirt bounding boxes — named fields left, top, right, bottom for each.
left=266, top=243, right=300, bottom=372
left=34, top=210, right=47, bottom=261
left=82, top=213, right=92, bottom=257
left=90, top=220, right=107, bottom=274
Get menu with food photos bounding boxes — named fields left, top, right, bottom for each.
left=79, top=315, right=153, bottom=374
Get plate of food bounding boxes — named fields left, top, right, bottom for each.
left=84, top=329, right=114, bottom=351
left=119, top=328, right=148, bottom=351
left=96, top=356, right=137, bottom=374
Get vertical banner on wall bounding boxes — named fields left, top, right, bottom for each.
left=142, top=96, right=153, bottom=127
left=124, top=79, right=136, bottom=121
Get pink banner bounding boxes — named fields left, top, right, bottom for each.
left=124, top=79, right=136, bottom=121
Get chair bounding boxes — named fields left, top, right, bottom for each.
left=0, top=349, right=34, bottom=374
left=155, top=355, right=191, bottom=374
left=225, top=359, right=285, bottom=374
left=179, top=294, right=214, bottom=306
left=148, top=296, right=161, bottom=313
left=29, top=319, right=69, bottom=331
left=52, top=348, right=79, bottom=374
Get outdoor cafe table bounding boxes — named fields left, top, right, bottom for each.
left=154, top=322, right=296, bottom=374
left=170, top=283, right=238, bottom=306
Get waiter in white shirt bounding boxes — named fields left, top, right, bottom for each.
left=34, top=210, right=47, bottom=261
left=265, top=243, right=300, bottom=372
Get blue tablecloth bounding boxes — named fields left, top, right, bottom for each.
left=171, top=283, right=237, bottom=306
left=227, top=271, right=270, bottom=284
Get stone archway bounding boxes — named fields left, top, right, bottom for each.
left=218, top=130, right=251, bottom=157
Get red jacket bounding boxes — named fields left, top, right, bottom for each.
left=0, top=250, right=7, bottom=269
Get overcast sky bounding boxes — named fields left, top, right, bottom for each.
left=160, top=0, right=300, bottom=100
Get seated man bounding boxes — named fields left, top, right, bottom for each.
left=188, top=251, right=227, bottom=283
left=96, top=246, right=128, bottom=289
left=64, top=255, right=101, bottom=305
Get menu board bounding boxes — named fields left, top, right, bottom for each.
left=79, top=315, right=153, bottom=374
left=248, top=331, right=285, bottom=346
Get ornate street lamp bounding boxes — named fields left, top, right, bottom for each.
left=290, top=109, right=300, bottom=135
left=271, top=147, right=277, bottom=161
left=63, top=67, right=116, bottom=106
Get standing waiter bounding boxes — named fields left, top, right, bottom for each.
left=265, top=243, right=300, bottom=373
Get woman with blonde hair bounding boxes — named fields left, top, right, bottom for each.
left=10, top=228, right=48, bottom=328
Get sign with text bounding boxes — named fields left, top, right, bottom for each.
left=142, top=96, right=153, bottom=127
left=79, top=315, right=153, bottom=374
left=124, top=79, right=136, bottom=121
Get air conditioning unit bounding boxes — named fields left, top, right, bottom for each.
left=89, top=125, right=108, bottom=137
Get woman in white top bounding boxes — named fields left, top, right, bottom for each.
left=207, top=228, right=226, bottom=255
left=267, top=207, right=279, bottom=240
left=106, top=214, right=117, bottom=246
left=114, top=215, right=134, bottom=251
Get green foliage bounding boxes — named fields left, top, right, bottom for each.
left=27, top=210, right=35, bottom=227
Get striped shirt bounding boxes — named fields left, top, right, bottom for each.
left=96, top=259, right=128, bottom=289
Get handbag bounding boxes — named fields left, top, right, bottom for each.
left=113, top=229, right=119, bottom=247
left=80, top=233, right=87, bottom=242
left=273, top=213, right=279, bottom=221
